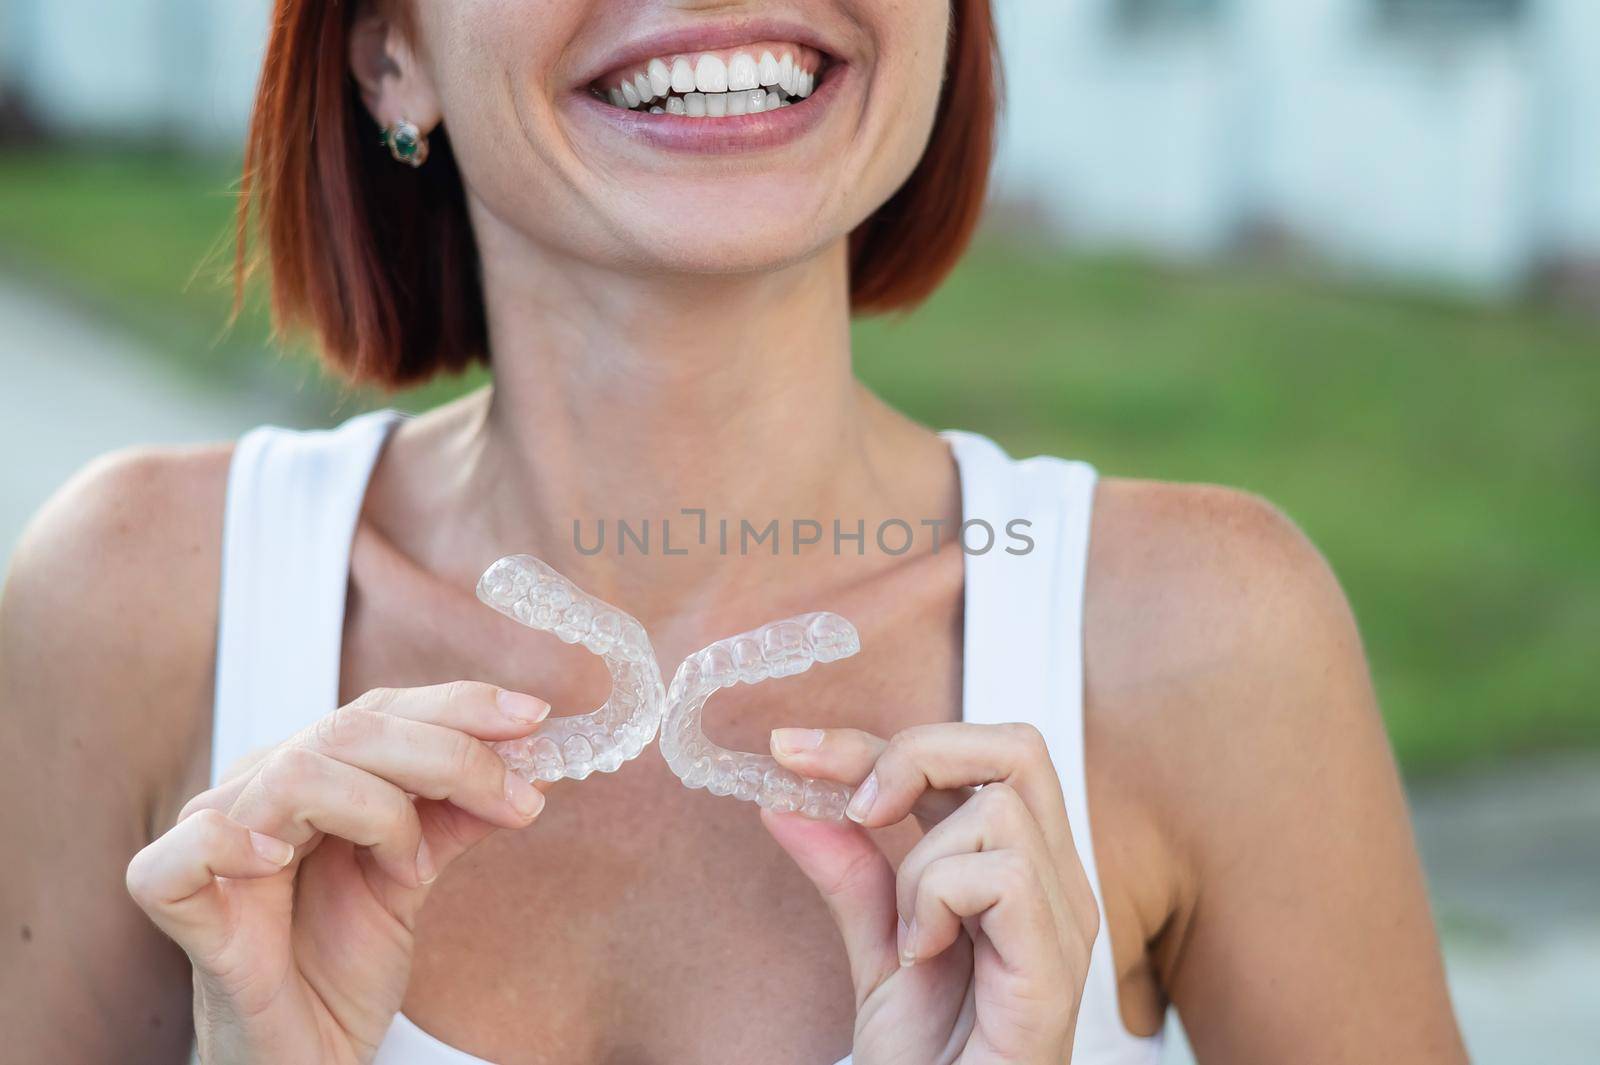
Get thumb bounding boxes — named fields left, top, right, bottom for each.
left=383, top=798, right=507, bottom=925
left=761, top=809, right=900, bottom=1000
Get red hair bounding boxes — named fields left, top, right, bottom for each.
left=240, top=2, right=1000, bottom=389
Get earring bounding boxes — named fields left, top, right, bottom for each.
left=380, top=118, right=430, bottom=168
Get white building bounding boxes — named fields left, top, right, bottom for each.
left=995, top=0, right=1600, bottom=291
left=5, top=0, right=1598, bottom=293
left=2, top=0, right=266, bottom=147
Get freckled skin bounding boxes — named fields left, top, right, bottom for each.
left=0, top=0, right=1464, bottom=1062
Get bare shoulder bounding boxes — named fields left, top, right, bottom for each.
left=2, top=442, right=234, bottom=814
left=1085, top=476, right=1364, bottom=706
left=1080, top=479, right=1461, bottom=1060
left=1083, top=476, right=1382, bottom=850
left=0, top=447, right=233, bottom=1060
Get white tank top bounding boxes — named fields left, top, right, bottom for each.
left=212, top=408, right=1163, bottom=1065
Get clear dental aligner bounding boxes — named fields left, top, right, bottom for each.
left=593, top=44, right=823, bottom=118
left=476, top=555, right=666, bottom=783
left=660, top=612, right=861, bottom=821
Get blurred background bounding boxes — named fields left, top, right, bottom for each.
left=0, top=0, right=1595, bottom=1060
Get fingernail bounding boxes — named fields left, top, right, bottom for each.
left=249, top=831, right=294, bottom=867
left=770, top=728, right=825, bottom=756
left=415, top=839, right=437, bottom=885
left=845, top=772, right=878, bottom=824
left=900, top=917, right=919, bottom=967
left=497, top=689, right=551, bottom=726
left=505, top=770, right=546, bottom=820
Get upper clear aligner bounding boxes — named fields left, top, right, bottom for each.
left=476, top=555, right=666, bottom=782
left=660, top=613, right=861, bottom=821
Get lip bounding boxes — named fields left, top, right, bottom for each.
left=574, top=17, right=845, bottom=90
left=571, top=62, right=846, bottom=155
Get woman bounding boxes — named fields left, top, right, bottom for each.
left=0, top=0, right=1467, bottom=1062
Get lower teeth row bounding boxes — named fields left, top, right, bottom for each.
left=611, top=87, right=804, bottom=118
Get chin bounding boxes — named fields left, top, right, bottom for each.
left=607, top=192, right=843, bottom=277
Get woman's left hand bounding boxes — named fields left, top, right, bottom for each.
left=763, top=723, right=1099, bottom=1065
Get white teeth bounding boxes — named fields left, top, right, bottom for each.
left=758, top=52, right=780, bottom=88
left=694, top=54, right=728, bottom=93
left=606, top=47, right=821, bottom=117
left=670, top=57, right=696, bottom=94
left=727, top=52, right=758, bottom=92
left=648, top=58, right=672, bottom=97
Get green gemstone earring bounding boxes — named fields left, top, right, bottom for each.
left=381, top=118, right=430, bottom=168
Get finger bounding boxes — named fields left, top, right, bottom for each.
left=761, top=809, right=901, bottom=1000
left=842, top=723, right=1071, bottom=854
left=186, top=705, right=548, bottom=831
left=769, top=727, right=969, bottom=826
left=904, top=850, right=1064, bottom=981
left=770, top=726, right=883, bottom=778
left=217, top=747, right=273, bottom=786
left=894, top=782, right=1059, bottom=926
left=181, top=682, right=551, bottom=821
left=126, top=809, right=294, bottom=948
left=416, top=799, right=502, bottom=872
left=180, top=749, right=274, bottom=821
left=344, top=681, right=551, bottom=740
left=227, top=747, right=430, bottom=887
left=303, top=705, right=546, bottom=828
left=378, top=800, right=507, bottom=926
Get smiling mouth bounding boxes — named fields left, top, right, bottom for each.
left=589, top=42, right=827, bottom=118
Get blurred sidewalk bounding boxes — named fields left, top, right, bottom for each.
left=1411, top=755, right=1600, bottom=1063
left=0, top=273, right=303, bottom=567
left=1164, top=754, right=1600, bottom=1063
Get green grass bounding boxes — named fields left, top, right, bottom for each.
left=2, top=146, right=1596, bottom=774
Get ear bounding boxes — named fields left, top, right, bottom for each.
left=349, top=5, right=442, bottom=133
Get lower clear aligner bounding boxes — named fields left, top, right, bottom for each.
left=476, top=555, right=667, bottom=783
left=660, top=613, right=861, bottom=822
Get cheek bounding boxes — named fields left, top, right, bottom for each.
left=844, top=1, right=952, bottom=212
left=421, top=4, right=596, bottom=224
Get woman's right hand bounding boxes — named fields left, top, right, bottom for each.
left=125, top=681, right=552, bottom=1064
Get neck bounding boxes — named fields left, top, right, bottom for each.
left=455, top=227, right=937, bottom=615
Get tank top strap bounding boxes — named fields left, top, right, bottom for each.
left=211, top=408, right=405, bottom=786
left=943, top=430, right=1162, bottom=1064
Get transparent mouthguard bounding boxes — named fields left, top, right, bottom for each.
left=476, top=555, right=860, bottom=819
left=475, top=555, right=666, bottom=782
left=659, top=613, right=862, bottom=821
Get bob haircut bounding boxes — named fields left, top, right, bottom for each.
left=240, top=1, right=1000, bottom=389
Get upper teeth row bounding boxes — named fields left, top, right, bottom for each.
left=607, top=51, right=817, bottom=110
